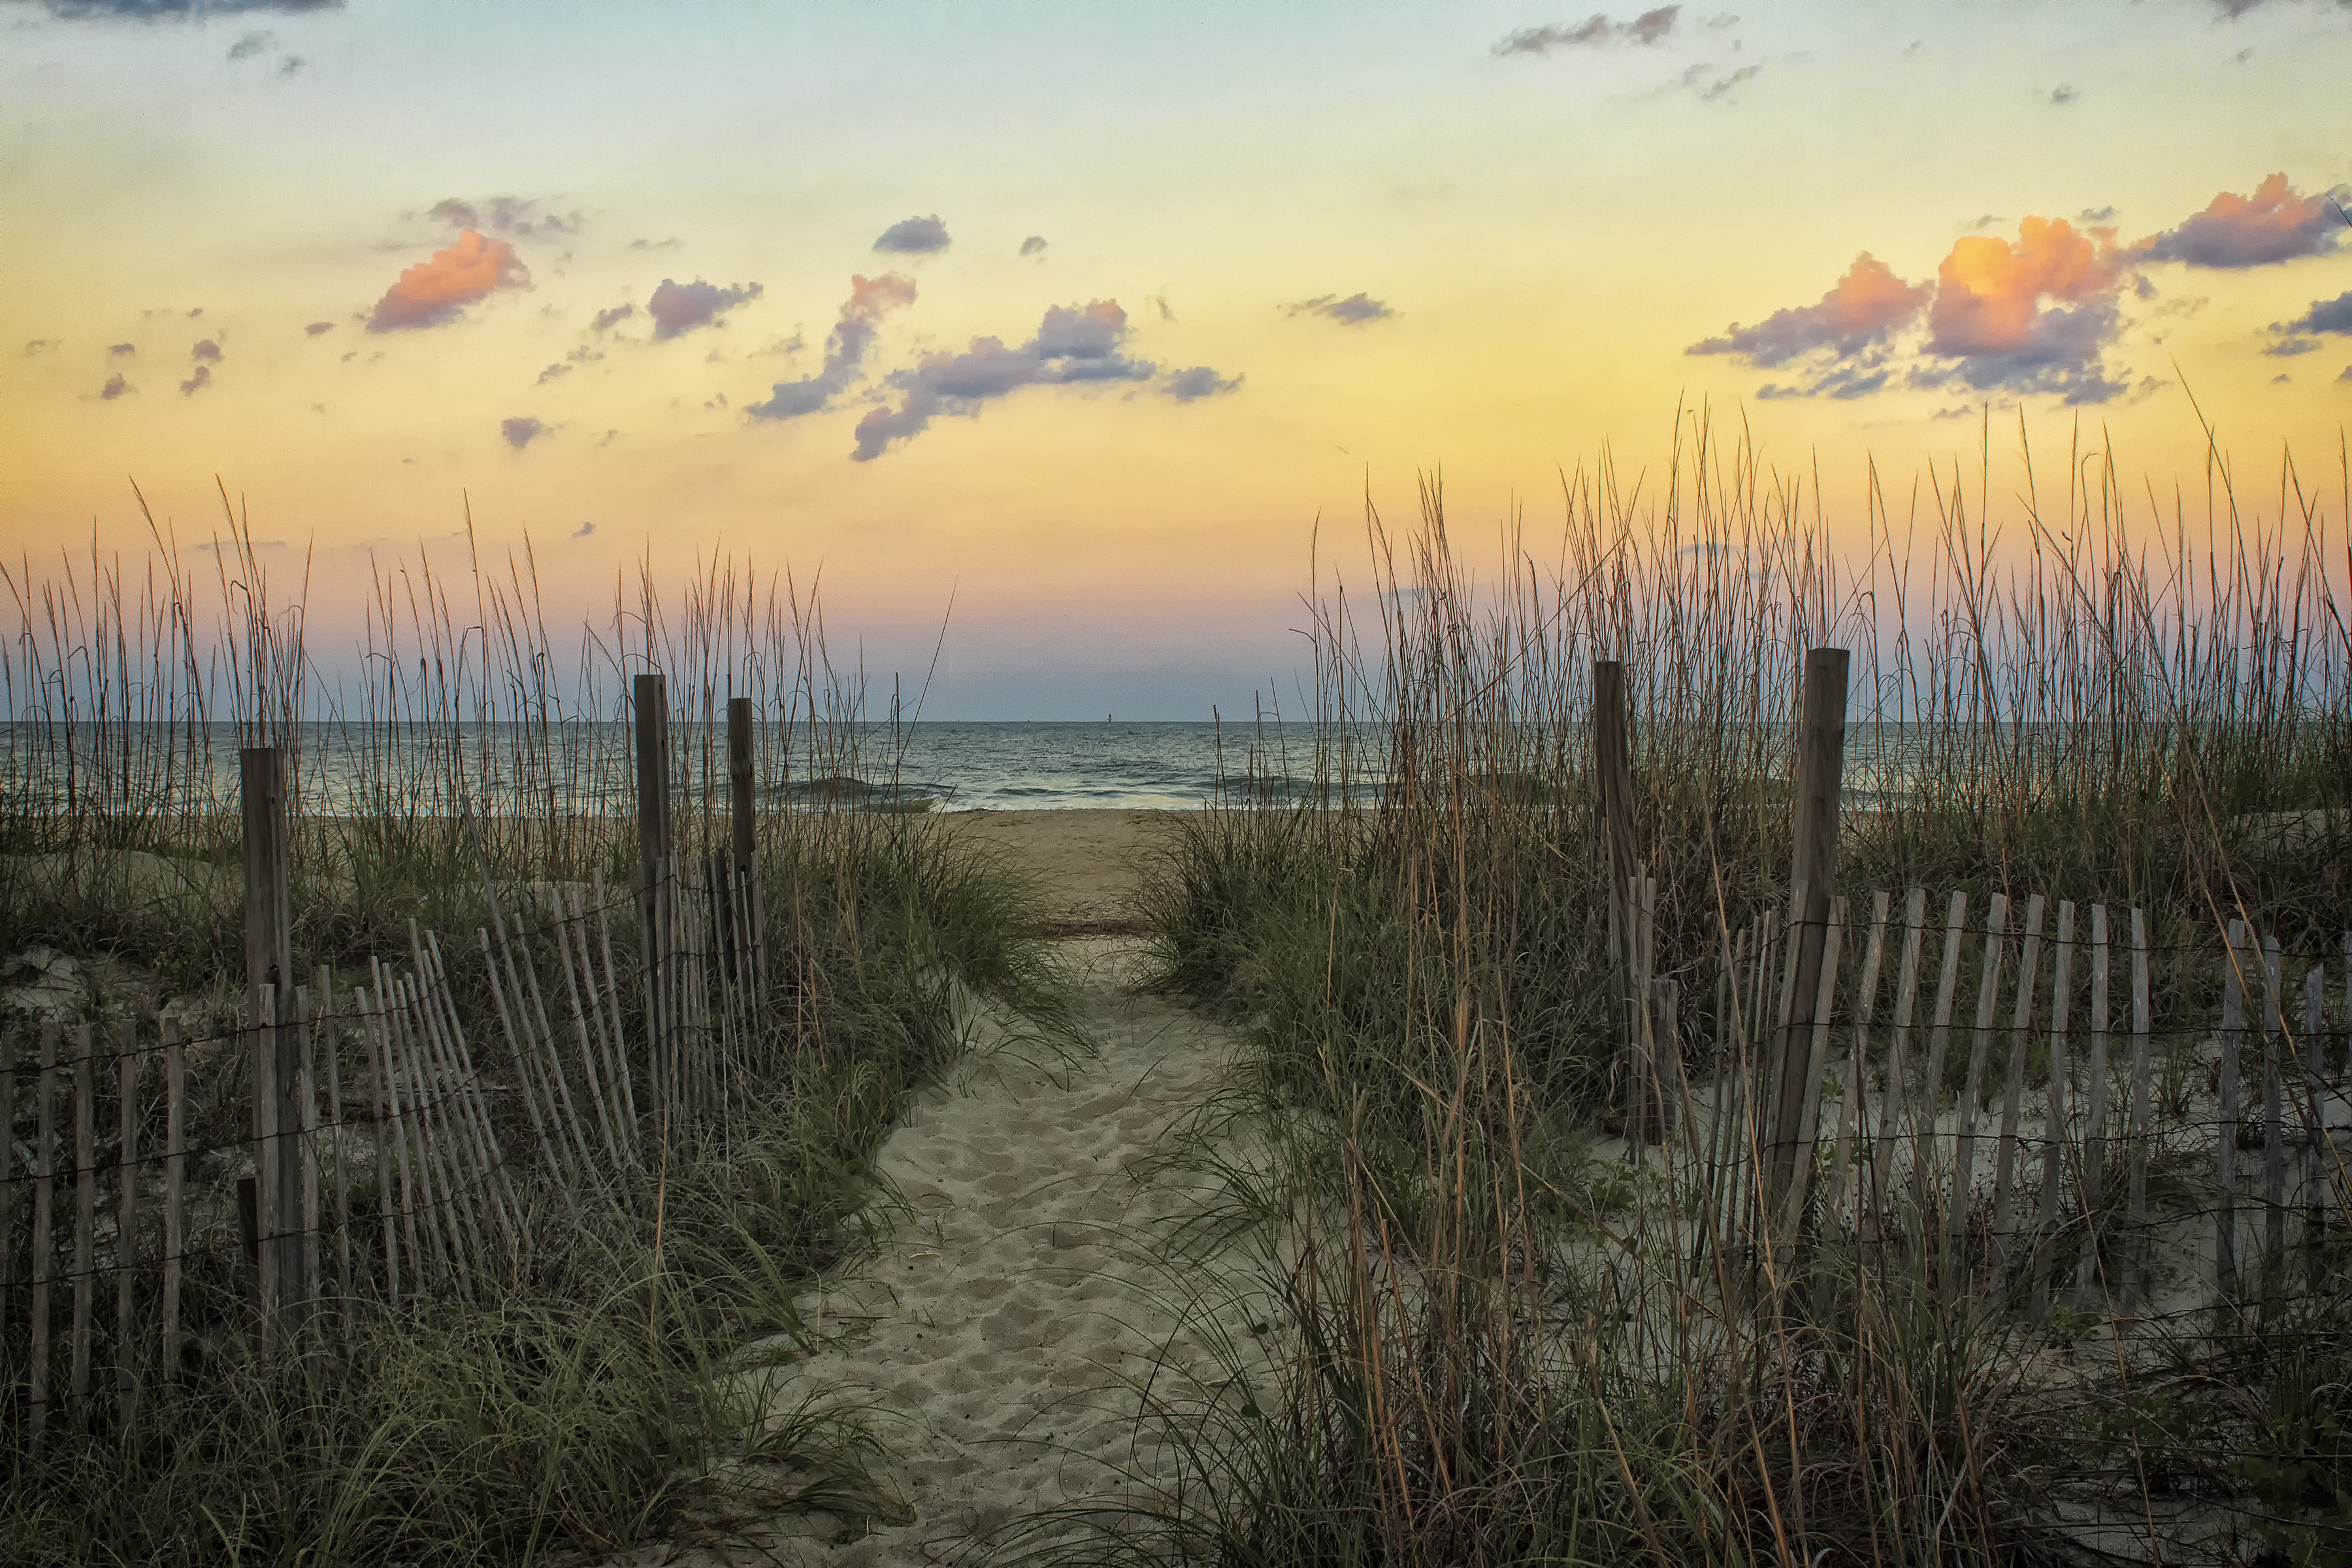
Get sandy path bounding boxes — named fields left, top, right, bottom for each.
left=662, top=811, right=1247, bottom=1565
left=943, top=809, right=1181, bottom=933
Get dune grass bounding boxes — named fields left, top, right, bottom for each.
left=1065, top=414, right=2352, bottom=1567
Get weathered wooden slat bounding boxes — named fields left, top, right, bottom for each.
left=0, top=1025, right=15, bottom=1351
left=295, top=985, right=321, bottom=1350
left=1915, top=892, right=1968, bottom=1226
left=2309, top=964, right=2337, bottom=1247
left=1868, top=890, right=1929, bottom=1242
left=2125, top=909, right=2154, bottom=1308
left=116, top=1019, right=138, bottom=1413
left=363, top=987, right=423, bottom=1299
left=425, top=930, right=525, bottom=1231
left=252, top=983, right=279, bottom=1363
left=2262, top=934, right=2285, bottom=1285
left=2075, top=906, right=2111, bottom=1309
left=478, top=924, right=569, bottom=1189
left=31, top=1019, right=58, bottom=1454
left=1953, top=893, right=2011, bottom=1254
left=161, top=1019, right=184, bottom=1384
left=589, top=870, right=642, bottom=1152
left=540, top=887, right=625, bottom=1169
left=318, top=967, right=353, bottom=1320
left=2216, top=919, right=2246, bottom=1303
left=406, top=934, right=512, bottom=1252
left=1989, top=894, right=2048, bottom=1260
left=71, top=1022, right=95, bottom=1433
left=2031, top=902, right=2076, bottom=1320
left=362, top=992, right=399, bottom=1307
left=391, top=972, right=475, bottom=1294
left=1778, top=895, right=1846, bottom=1239
left=1830, top=890, right=1891, bottom=1236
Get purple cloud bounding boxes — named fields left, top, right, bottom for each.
left=747, top=273, right=916, bottom=421
left=646, top=278, right=760, bottom=340
left=1284, top=292, right=1396, bottom=325
left=502, top=416, right=546, bottom=449
left=874, top=214, right=952, bottom=254
left=1496, top=7, right=1680, bottom=54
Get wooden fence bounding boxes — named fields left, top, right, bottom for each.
left=0, top=676, right=772, bottom=1453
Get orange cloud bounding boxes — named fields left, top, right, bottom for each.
left=2137, top=172, right=2347, bottom=269
left=368, top=230, right=527, bottom=332
left=1688, top=252, right=1926, bottom=367
left=1927, top=216, right=2119, bottom=357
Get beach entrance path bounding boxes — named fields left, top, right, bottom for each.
left=945, top=808, right=1179, bottom=934
left=666, top=809, right=1243, bottom=1565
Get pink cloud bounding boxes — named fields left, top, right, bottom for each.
left=368, top=230, right=528, bottom=333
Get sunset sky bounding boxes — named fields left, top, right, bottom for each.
left=3, top=0, right=2349, bottom=717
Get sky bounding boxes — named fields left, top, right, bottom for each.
left=3, top=0, right=2350, bottom=718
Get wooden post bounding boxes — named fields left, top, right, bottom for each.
left=1593, top=661, right=1639, bottom=1130
left=633, top=673, right=673, bottom=1126
left=242, top=745, right=306, bottom=1331
left=728, top=694, right=760, bottom=990
left=1765, top=647, right=1848, bottom=1233
left=2217, top=919, right=2246, bottom=1305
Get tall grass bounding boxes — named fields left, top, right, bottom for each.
left=1105, top=412, right=2351, bottom=1566
left=0, top=493, right=1056, bottom=1563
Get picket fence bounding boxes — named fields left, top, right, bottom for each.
left=1624, top=882, right=2351, bottom=1315
left=0, top=849, right=765, bottom=1456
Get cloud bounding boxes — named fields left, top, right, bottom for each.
left=427, top=196, right=578, bottom=239
left=41, top=0, right=339, bottom=14
left=629, top=237, right=683, bottom=251
left=1688, top=252, right=1928, bottom=367
left=2342, top=365, right=2352, bottom=382
left=572, top=521, right=595, bottom=539
left=591, top=302, right=634, bottom=332
left=646, top=278, right=761, bottom=340
left=179, top=364, right=211, bottom=396
left=1695, top=218, right=2138, bottom=404
left=368, top=230, right=527, bottom=331
left=2265, top=336, right=2323, bottom=356
left=1160, top=365, right=1243, bottom=401
left=851, top=299, right=1158, bottom=461
left=303, top=320, right=334, bottom=336
left=108, top=342, right=135, bottom=356
left=2135, top=172, right=2347, bottom=268
left=24, top=340, right=56, bottom=354
left=278, top=54, right=305, bottom=73
left=746, top=272, right=917, bottom=421
left=2280, top=290, right=2352, bottom=336
left=873, top=214, right=951, bottom=254
left=1284, top=291, right=1396, bottom=325
left=2049, top=84, right=2078, bottom=105
left=1020, top=235, right=1049, bottom=258
left=190, top=338, right=222, bottom=363
left=1680, top=60, right=1761, bottom=99
left=227, top=29, right=271, bottom=59
left=501, top=416, right=546, bottom=450
left=536, top=362, right=572, bottom=384
left=2078, top=205, right=2119, bottom=223
left=99, top=374, right=133, bottom=400
left=1496, top=7, right=1680, bottom=53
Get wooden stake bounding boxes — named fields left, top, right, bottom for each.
left=1873, top=889, right=1928, bottom=1240
left=1990, top=894, right=2048, bottom=1262
left=1916, top=892, right=1968, bottom=1228
left=2262, top=934, right=2285, bottom=1289
left=2031, top=902, right=2075, bottom=1320
left=2125, top=909, right=2154, bottom=1309
left=1952, top=893, right=2010, bottom=1257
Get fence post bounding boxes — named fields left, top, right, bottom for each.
left=1592, top=662, right=1642, bottom=1137
left=1763, top=647, right=1848, bottom=1231
left=242, top=745, right=306, bottom=1337
left=728, top=694, right=762, bottom=994
left=633, top=675, right=673, bottom=1125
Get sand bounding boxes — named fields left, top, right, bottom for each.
left=943, top=807, right=1187, bottom=934
left=644, top=808, right=1253, bottom=1565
